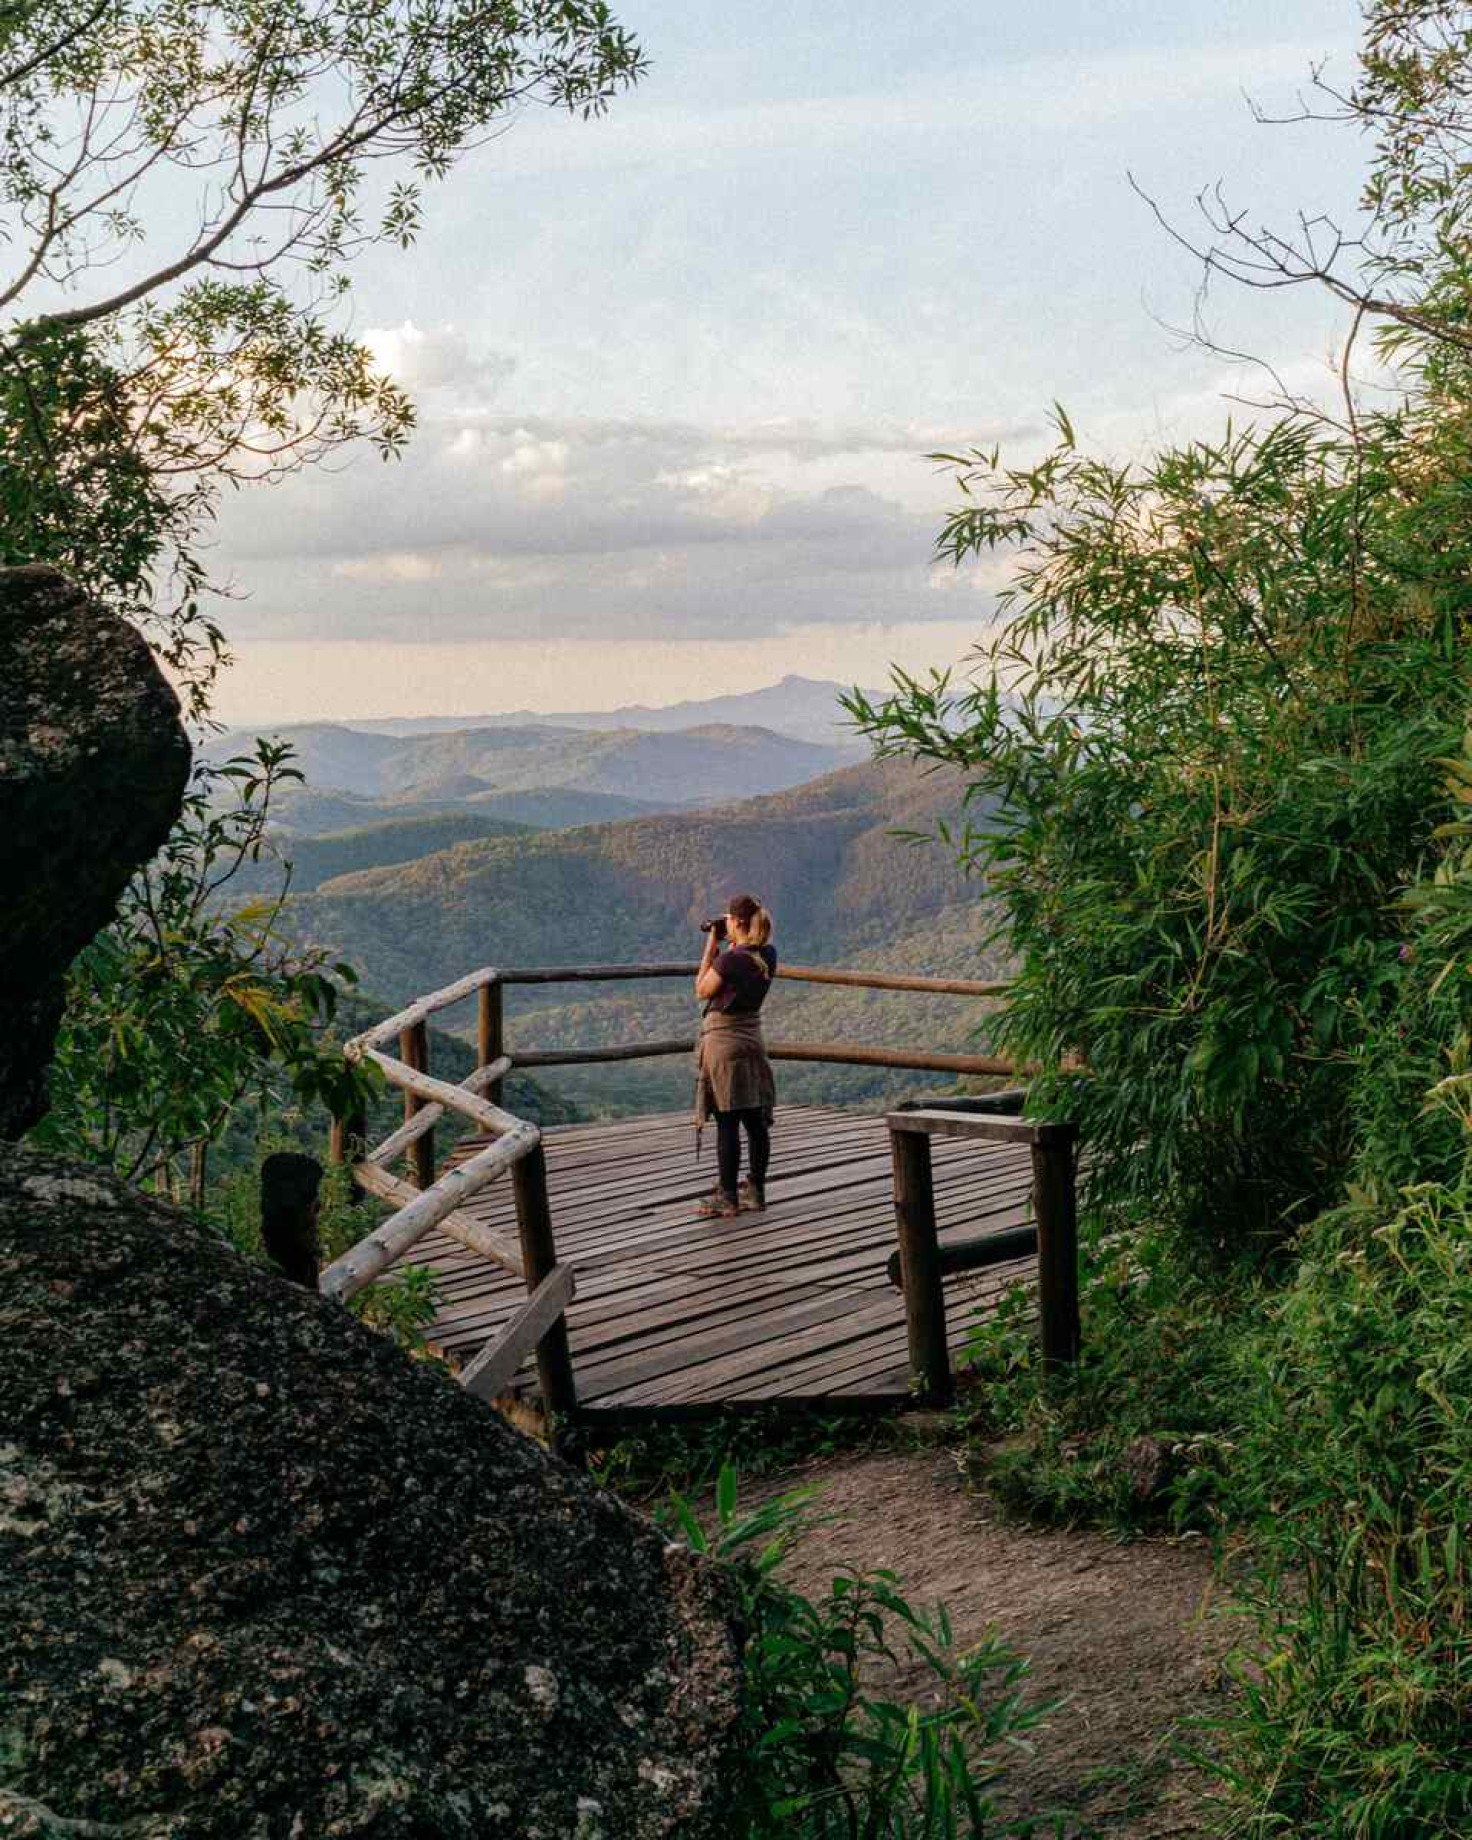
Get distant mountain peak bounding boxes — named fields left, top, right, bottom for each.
left=236, top=676, right=879, bottom=748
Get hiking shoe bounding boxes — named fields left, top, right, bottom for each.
left=695, top=1190, right=739, bottom=1220
left=738, top=1179, right=766, bottom=1212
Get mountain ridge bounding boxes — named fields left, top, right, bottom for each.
left=289, top=757, right=1005, bottom=1113
left=213, top=716, right=861, bottom=809
left=226, top=674, right=877, bottom=748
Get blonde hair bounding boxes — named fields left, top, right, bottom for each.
left=728, top=893, right=772, bottom=948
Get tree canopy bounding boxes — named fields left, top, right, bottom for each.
left=3, top=0, right=644, bottom=1197
left=0, top=0, right=645, bottom=698
left=850, top=0, right=1472, bottom=1244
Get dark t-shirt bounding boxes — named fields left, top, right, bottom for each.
left=706, top=943, right=778, bottom=1015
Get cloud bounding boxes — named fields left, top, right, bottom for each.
left=362, top=322, right=516, bottom=398
left=217, top=407, right=1018, bottom=567
left=332, top=552, right=444, bottom=585
left=212, top=416, right=975, bottom=645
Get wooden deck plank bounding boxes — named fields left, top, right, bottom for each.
left=424, top=1183, right=1035, bottom=1356
left=414, top=1104, right=1040, bottom=1412
left=469, top=1155, right=1034, bottom=1286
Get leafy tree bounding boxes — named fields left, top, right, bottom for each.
left=4, top=2, right=644, bottom=1191
left=29, top=740, right=375, bottom=1204
left=849, top=3, right=1472, bottom=1249
left=0, top=0, right=645, bottom=702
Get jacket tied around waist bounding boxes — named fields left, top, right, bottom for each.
left=694, top=1007, right=776, bottom=1130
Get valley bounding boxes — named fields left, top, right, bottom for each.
left=271, top=729, right=1007, bottom=1115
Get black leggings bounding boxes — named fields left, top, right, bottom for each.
left=715, top=1107, right=771, bottom=1200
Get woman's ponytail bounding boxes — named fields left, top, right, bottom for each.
left=727, top=892, right=772, bottom=948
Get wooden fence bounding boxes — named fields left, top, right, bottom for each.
left=886, top=1101, right=1080, bottom=1404
left=321, top=960, right=1074, bottom=1427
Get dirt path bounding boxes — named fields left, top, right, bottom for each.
left=759, top=1447, right=1234, bottom=1838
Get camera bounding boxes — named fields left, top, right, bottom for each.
left=700, top=915, right=728, bottom=941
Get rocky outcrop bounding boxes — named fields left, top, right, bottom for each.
left=0, top=565, right=744, bottom=1835
left=0, top=1151, right=742, bottom=1837
left=0, top=566, right=190, bottom=1139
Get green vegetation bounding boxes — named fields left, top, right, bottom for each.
left=215, top=1151, right=441, bottom=1352
left=670, top=1466, right=1049, bottom=1838
left=285, top=758, right=1012, bottom=1112
left=231, top=810, right=534, bottom=895
left=30, top=741, right=374, bottom=1205
left=845, top=7, right=1472, bottom=1830
left=4, top=0, right=642, bottom=1232
left=270, top=780, right=674, bottom=835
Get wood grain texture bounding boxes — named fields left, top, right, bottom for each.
left=407, top=1105, right=1038, bottom=1414
left=460, top=1264, right=576, bottom=1401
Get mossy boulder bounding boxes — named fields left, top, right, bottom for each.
left=0, top=1152, right=741, bottom=1837
left=0, top=565, right=190, bottom=1139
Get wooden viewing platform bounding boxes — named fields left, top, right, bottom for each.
left=416, top=1103, right=1040, bottom=1417
left=318, top=960, right=1077, bottom=1437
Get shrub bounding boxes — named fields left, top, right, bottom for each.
left=214, top=1151, right=439, bottom=1354
left=847, top=411, right=1465, bottom=1252
left=960, top=1226, right=1256, bottom=1532
left=668, top=1465, right=1051, bottom=1838
left=1216, top=1184, right=1472, bottom=1835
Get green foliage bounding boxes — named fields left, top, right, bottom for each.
left=1344, top=730, right=1472, bottom=1195
left=0, top=0, right=643, bottom=700
left=668, top=1465, right=1051, bottom=1838
left=1213, top=1182, right=1472, bottom=1836
left=30, top=740, right=376, bottom=1200
left=849, top=405, right=1468, bottom=1246
left=0, top=322, right=221, bottom=702
left=588, top=1411, right=886, bottom=1505
left=230, top=810, right=534, bottom=895
left=844, top=10, right=1472, bottom=1833
left=960, top=1232, right=1253, bottom=1532
left=844, top=0, right=1472, bottom=1253
left=214, top=1152, right=439, bottom=1352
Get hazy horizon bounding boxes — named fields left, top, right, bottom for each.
left=207, top=624, right=974, bottom=726
left=209, top=1, right=1364, bottom=723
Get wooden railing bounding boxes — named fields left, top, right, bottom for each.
left=322, top=960, right=1018, bottom=1428
left=886, top=1097, right=1080, bottom=1404
left=320, top=968, right=579, bottom=1431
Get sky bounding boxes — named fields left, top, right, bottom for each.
left=209, top=0, right=1366, bottom=724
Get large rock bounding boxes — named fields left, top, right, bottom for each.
left=0, top=1151, right=742, bottom=1837
left=0, top=565, right=190, bottom=1139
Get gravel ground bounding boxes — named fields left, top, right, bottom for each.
left=759, top=1447, right=1236, bottom=1838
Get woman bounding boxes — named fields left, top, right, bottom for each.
left=693, top=893, right=777, bottom=1219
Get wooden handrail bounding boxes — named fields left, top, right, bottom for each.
left=493, top=961, right=1011, bottom=997
left=885, top=1108, right=1080, bottom=1403
left=507, top=1041, right=1014, bottom=1075
left=489, top=959, right=1014, bottom=1078
left=325, top=958, right=1017, bottom=1435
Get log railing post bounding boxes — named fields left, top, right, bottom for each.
left=477, top=978, right=504, bottom=1120
left=511, top=1139, right=581, bottom=1448
left=399, top=1019, right=435, bottom=1191
left=1031, top=1124, right=1081, bottom=1370
left=260, top=1150, right=324, bottom=1290
left=889, top=1125, right=953, bottom=1405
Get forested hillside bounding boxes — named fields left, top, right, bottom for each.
left=289, top=758, right=1007, bottom=1110
left=232, top=810, right=533, bottom=893
left=269, top=782, right=669, bottom=838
